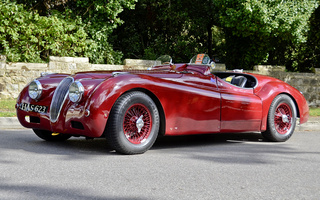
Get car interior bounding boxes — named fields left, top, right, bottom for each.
left=214, top=72, right=257, bottom=88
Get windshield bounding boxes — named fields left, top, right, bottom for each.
left=154, top=55, right=173, bottom=66
left=189, top=54, right=211, bottom=65
left=150, top=54, right=215, bottom=70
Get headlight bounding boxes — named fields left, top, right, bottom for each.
left=69, top=81, right=84, bottom=103
left=28, top=80, right=42, bottom=100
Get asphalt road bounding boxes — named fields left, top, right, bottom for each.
left=0, top=129, right=319, bottom=200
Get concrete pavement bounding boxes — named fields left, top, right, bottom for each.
left=0, top=116, right=319, bottom=131
left=1, top=129, right=320, bottom=199
left=0, top=117, right=22, bottom=130
left=297, top=116, right=320, bottom=131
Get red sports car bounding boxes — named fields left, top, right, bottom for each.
left=16, top=54, right=309, bottom=154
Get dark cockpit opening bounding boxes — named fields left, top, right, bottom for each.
left=214, top=72, right=257, bottom=88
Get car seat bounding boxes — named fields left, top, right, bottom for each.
left=231, top=76, right=247, bottom=87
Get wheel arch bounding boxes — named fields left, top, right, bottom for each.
left=105, top=87, right=166, bottom=137
left=281, top=92, right=300, bottom=118
left=261, top=92, right=300, bottom=132
left=257, top=80, right=303, bottom=131
left=262, top=93, right=298, bottom=141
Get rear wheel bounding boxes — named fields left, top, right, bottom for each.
left=106, top=91, right=160, bottom=154
left=262, top=94, right=297, bottom=142
left=33, top=129, right=71, bottom=141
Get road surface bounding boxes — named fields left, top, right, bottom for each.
left=0, top=129, right=319, bottom=200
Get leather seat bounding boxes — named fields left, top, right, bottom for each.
left=231, top=76, right=247, bottom=87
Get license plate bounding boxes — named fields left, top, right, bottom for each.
left=19, top=103, right=48, bottom=113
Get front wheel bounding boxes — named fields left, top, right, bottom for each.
left=33, top=129, right=71, bottom=141
left=262, top=94, right=297, bottom=142
left=106, top=91, right=160, bottom=154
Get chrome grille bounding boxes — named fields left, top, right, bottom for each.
left=50, top=77, right=74, bottom=122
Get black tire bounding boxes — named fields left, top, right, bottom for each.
left=33, top=129, right=71, bottom=141
left=106, top=91, right=160, bottom=154
left=262, top=94, right=297, bottom=142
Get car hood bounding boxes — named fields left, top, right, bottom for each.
left=72, top=70, right=183, bottom=81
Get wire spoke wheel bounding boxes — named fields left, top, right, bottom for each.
left=106, top=91, right=160, bottom=154
left=274, top=103, right=292, bottom=135
left=123, top=104, right=152, bottom=144
left=262, top=94, right=297, bottom=142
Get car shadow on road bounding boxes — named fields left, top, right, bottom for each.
left=1, top=129, right=273, bottom=153
left=151, top=133, right=308, bottom=165
left=1, top=130, right=267, bottom=156
left=0, top=130, right=115, bottom=156
left=1, top=129, right=302, bottom=164
left=0, top=179, right=147, bottom=200
left=153, top=132, right=265, bottom=149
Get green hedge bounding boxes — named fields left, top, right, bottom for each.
left=0, top=1, right=87, bottom=63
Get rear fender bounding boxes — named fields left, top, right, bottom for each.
left=255, top=81, right=309, bottom=131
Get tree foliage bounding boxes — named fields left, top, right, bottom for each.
left=297, top=5, right=320, bottom=71
left=112, top=0, right=318, bottom=70
left=1, top=0, right=136, bottom=64
left=0, top=1, right=87, bottom=63
left=1, top=0, right=319, bottom=71
left=214, top=0, right=318, bottom=69
left=112, top=0, right=225, bottom=63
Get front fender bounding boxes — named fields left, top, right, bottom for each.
left=78, top=74, right=161, bottom=137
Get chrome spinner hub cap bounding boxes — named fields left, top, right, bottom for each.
left=282, top=114, right=289, bottom=123
left=136, top=115, right=144, bottom=133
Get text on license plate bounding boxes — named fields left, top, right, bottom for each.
left=19, top=103, right=48, bottom=113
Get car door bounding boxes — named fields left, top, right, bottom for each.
left=161, top=73, right=221, bottom=135
left=216, top=77, right=262, bottom=132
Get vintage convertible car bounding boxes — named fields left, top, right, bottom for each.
left=16, top=54, right=309, bottom=154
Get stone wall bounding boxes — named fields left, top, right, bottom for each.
left=0, top=56, right=156, bottom=99
left=270, top=71, right=320, bottom=107
left=0, top=56, right=319, bottom=107
left=253, top=65, right=320, bottom=107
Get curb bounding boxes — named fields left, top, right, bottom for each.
left=296, top=116, right=320, bottom=131
left=0, top=117, right=319, bottom=131
left=0, top=117, right=25, bottom=129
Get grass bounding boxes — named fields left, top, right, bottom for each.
left=310, top=107, right=320, bottom=117
left=0, top=98, right=320, bottom=117
left=0, top=99, right=17, bottom=117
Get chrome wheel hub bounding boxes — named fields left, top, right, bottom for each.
left=282, top=114, right=289, bottom=123
left=136, top=115, right=144, bottom=133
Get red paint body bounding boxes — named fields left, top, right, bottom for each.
left=16, top=64, right=309, bottom=138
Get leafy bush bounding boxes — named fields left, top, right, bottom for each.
left=214, top=0, right=318, bottom=69
left=0, top=1, right=88, bottom=63
left=112, top=0, right=318, bottom=71
left=0, top=0, right=137, bottom=64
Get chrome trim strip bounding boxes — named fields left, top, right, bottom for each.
left=50, top=77, right=74, bottom=123
left=69, top=81, right=84, bottom=103
left=29, top=79, right=43, bottom=100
